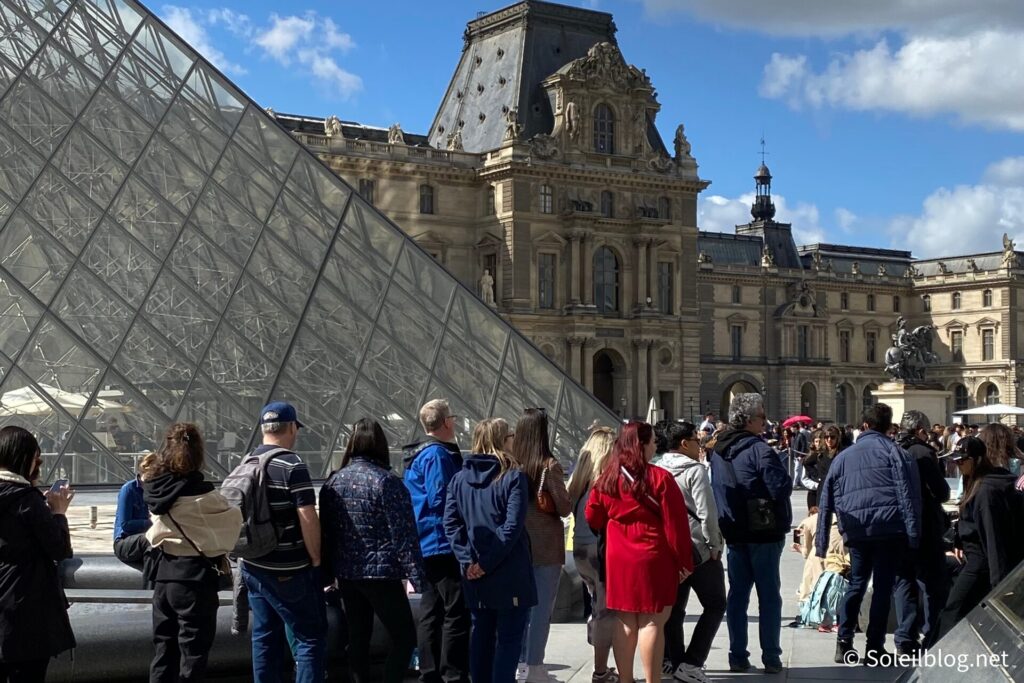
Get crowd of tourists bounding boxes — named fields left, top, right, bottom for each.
left=1, top=393, right=1023, bottom=683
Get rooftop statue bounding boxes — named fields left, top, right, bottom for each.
left=884, top=316, right=938, bottom=383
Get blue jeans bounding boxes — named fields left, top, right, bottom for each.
left=471, top=606, right=530, bottom=683
left=522, top=565, right=561, bottom=665
left=839, top=539, right=906, bottom=650
left=242, top=563, right=328, bottom=683
left=725, top=541, right=784, bottom=667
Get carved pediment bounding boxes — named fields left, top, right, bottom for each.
left=975, top=317, right=1000, bottom=330
left=726, top=313, right=750, bottom=329
left=563, top=42, right=652, bottom=92
left=412, top=230, right=450, bottom=247
left=535, top=230, right=568, bottom=248
left=475, top=231, right=503, bottom=249
left=835, top=318, right=854, bottom=330
left=943, top=318, right=969, bottom=331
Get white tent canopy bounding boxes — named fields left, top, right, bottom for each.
left=0, top=384, right=127, bottom=417
left=952, top=403, right=1024, bottom=416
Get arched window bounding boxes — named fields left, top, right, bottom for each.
left=986, top=383, right=1000, bottom=405
left=983, top=289, right=993, bottom=307
left=862, top=384, right=877, bottom=413
left=922, top=294, right=931, bottom=312
left=594, top=247, right=620, bottom=313
left=953, top=384, right=968, bottom=412
left=893, top=295, right=901, bottom=313
left=658, top=196, right=671, bottom=220
left=600, top=190, right=614, bottom=218
left=419, top=184, right=434, bottom=214
left=952, top=291, right=962, bottom=310
left=593, top=103, right=614, bottom=154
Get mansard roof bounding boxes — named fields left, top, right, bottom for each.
left=697, top=231, right=762, bottom=267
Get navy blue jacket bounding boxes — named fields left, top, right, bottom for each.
left=443, top=455, right=538, bottom=611
left=320, top=456, right=425, bottom=588
left=403, top=438, right=463, bottom=558
left=816, top=430, right=923, bottom=556
left=114, top=476, right=150, bottom=540
left=710, top=429, right=793, bottom=544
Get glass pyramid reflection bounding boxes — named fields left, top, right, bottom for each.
left=0, top=0, right=618, bottom=483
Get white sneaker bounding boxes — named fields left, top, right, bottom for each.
left=673, top=663, right=710, bottom=683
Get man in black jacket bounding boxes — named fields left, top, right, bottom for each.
left=893, top=410, right=950, bottom=653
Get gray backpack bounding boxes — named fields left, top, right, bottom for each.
left=220, top=448, right=289, bottom=559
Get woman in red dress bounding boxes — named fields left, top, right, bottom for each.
left=585, top=422, right=694, bottom=683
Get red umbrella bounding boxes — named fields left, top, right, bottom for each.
left=782, top=415, right=813, bottom=429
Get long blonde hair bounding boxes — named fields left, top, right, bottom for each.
left=471, top=418, right=514, bottom=478
left=567, top=425, right=616, bottom=506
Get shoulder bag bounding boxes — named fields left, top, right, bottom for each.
left=720, top=440, right=777, bottom=532
left=536, top=459, right=556, bottom=514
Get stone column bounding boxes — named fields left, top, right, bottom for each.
left=634, top=237, right=648, bottom=310
left=567, top=337, right=583, bottom=383
left=568, top=230, right=582, bottom=305
left=582, top=339, right=594, bottom=391
left=648, top=240, right=658, bottom=310
left=634, top=338, right=649, bottom=411
left=582, top=232, right=594, bottom=306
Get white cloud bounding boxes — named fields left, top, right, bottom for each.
left=759, top=31, right=1024, bottom=130
left=252, top=13, right=362, bottom=98
left=162, top=5, right=246, bottom=75
left=637, top=0, right=1024, bottom=37
left=699, top=192, right=827, bottom=245
left=889, top=157, right=1024, bottom=257
left=835, top=207, right=857, bottom=232
left=254, top=14, right=314, bottom=62
left=205, top=8, right=253, bottom=38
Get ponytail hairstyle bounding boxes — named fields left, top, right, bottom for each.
left=594, top=421, right=654, bottom=501
left=471, top=418, right=514, bottom=478
left=140, top=423, right=205, bottom=480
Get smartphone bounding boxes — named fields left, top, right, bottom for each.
left=48, top=479, right=68, bottom=493
left=792, top=528, right=801, bottom=545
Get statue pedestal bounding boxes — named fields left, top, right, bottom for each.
left=871, top=382, right=951, bottom=424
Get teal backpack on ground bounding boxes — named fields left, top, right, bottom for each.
left=799, top=570, right=849, bottom=628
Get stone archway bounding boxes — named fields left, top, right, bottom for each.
left=801, top=382, right=818, bottom=419
left=592, top=348, right=627, bottom=415
left=721, top=380, right=758, bottom=418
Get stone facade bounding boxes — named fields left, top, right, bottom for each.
left=272, top=1, right=1024, bottom=424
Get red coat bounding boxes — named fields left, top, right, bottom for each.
left=585, top=465, right=694, bottom=613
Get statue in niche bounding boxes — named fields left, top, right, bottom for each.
left=324, top=115, right=342, bottom=138
left=761, top=245, right=775, bottom=268
left=565, top=100, right=580, bottom=140
left=877, top=262, right=887, bottom=277
left=851, top=261, right=861, bottom=275
left=503, top=107, right=522, bottom=141
left=479, top=269, right=496, bottom=306
left=1003, top=233, right=1018, bottom=268
left=387, top=123, right=405, bottom=145
left=673, top=124, right=692, bottom=160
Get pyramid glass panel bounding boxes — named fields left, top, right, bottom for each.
left=0, top=0, right=618, bottom=484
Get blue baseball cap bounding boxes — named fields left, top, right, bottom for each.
left=259, top=401, right=305, bottom=428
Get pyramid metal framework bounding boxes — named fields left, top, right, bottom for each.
left=0, top=0, right=619, bottom=484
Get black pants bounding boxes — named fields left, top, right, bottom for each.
left=893, top=539, right=949, bottom=649
left=340, top=579, right=417, bottom=683
left=937, top=552, right=990, bottom=641
left=151, top=578, right=220, bottom=682
left=0, top=659, right=49, bottom=683
left=839, top=538, right=908, bottom=650
left=665, top=557, right=727, bottom=668
left=114, top=533, right=151, bottom=567
left=417, top=554, right=470, bottom=683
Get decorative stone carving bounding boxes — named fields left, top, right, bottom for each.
left=387, top=123, right=405, bottom=145
left=905, top=263, right=920, bottom=278
left=851, top=261, right=861, bottom=275
left=324, top=115, right=342, bottom=138
left=564, top=42, right=652, bottom=92
left=479, top=269, right=496, bottom=306
left=1003, top=233, right=1018, bottom=268
left=674, top=124, right=692, bottom=161
left=565, top=100, right=580, bottom=140
left=937, top=261, right=949, bottom=274
left=503, top=107, right=522, bottom=141
left=877, top=262, right=887, bottom=277
left=967, top=258, right=980, bottom=273
left=761, top=245, right=775, bottom=268
left=647, top=155, right=673, bottom=173
left=446, top=130, right=464, bottom=151
left=530, top=134, right=559, bottom=160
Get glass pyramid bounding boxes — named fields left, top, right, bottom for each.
left=0, top=0, right=618, bottom=484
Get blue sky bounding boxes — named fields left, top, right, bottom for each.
left=155, top=0, right=1024, bottom=258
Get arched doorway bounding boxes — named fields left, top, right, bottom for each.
left=978, top=382, right=1000, bottom=423
left=721, top=381, right=757, bottom=418
left=801, top=382, right=818, bottom=419
left=592, top=349, right=626, bottom=415
left=835, top=383, right=853, bottom=425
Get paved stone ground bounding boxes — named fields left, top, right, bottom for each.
left=66, top=490, right=904, bottom=682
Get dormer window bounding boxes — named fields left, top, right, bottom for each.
left=593, top=103, right=614, bottom=154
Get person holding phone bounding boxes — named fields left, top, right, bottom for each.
left=0, top=426, right=76, bottom=682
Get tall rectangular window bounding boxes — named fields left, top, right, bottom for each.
left=539, top=184, right=553, bottom=214
left=659, top=391, right=674, bottom=421
left=486, top=186, right=495, bottom=215
left=798, top=325, right=809, bottom=360
left=358, top=178, right=375, bottom=205
left=866, top=331, right=877, bottom=363
left=839, top=330, right=850, bottom=363
left=951, top=330, right=963, bottom=361
left=538, top=253, right=556, bottom=309
left=731, top=325, right=743, bottom=360
left=983, top=329, right=994, bottom=360
left=419, top=184, right=434, bottom=214
left=657, top=262, right=673, bottom=315
left=840, top=292, right=849, bottom=310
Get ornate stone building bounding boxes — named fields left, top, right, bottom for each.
left=274, top=0, right=1024, bottom=424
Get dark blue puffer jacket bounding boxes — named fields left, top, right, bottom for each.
left=320, top=456, right=425, bottom=588
left=815, top=430, right=923, bottom=556
left=443, top=455, right=538, bottom=611
left=710, top=429, right=793, bottom=544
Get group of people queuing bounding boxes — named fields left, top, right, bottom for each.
left=4, top=391, right=1024, bottom=683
